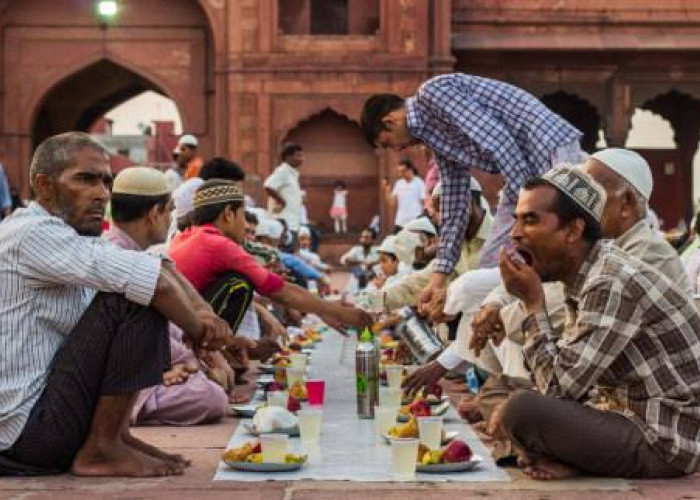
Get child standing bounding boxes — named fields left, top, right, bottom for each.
left=329, top=180, right=348, bottom=233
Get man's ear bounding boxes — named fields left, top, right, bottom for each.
left=567, top=218, right=586, bottom=243
left=381, top=112, right=399, bottom=129
left=32, top=174, right=52, bottom=201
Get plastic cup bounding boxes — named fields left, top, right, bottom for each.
left=379, top=387, right=402, bottom=408
left=417, top=416, right=443, bottom=450
left=261, top=433, right=288, bottom=463
left=374, top=405, right=398, bottom=441
left=306, top=379, right=325, bottom=407
left=286, top=367, right=305, bottom=388
left=390, top=438, right=419, bottom=480
left=267, top=390, right=288, bottom=408
left=290, top=353, right=308, bottom=370
left=297, top=408, right=323, bottom=444
left=385, top=365, right=404, bottom=388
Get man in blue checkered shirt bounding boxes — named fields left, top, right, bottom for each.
left=361, top=73, right=582, bottom=318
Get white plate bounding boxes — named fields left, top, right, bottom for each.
left=382, top=430, right=459, bottom=445
left=224, top=460, right=304, bottom=472
left=243, top=423, right=300, bottom=437
left=426, top=395, right=450, bottom=406
left=230, top=404, right=263, bottom=418
left=416, top=455, right=483, bottom=473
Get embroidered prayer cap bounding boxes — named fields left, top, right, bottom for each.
left=193, top=180, right=244, bottom=210
left=173, top=178, right=203, bottom=218
left=591, top=148, right=653, bottom=200
left=405, top=216, right=437, bottom=236
left=112, top=167, right=171, bottom=196
left=541, top=164, right=607, bottom=222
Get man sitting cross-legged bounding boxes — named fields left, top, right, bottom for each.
left=0, top=132, right=232, bottom=477
left=498, top=165, right=700, bottom=479
left=103, top=166, right=230, bottom=426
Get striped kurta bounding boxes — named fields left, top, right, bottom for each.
left=0, top=202, right=161, bottom=450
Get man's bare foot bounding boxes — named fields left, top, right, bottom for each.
left=123, top=431, right=191, bottom=467
left=522, top=455, right=578, bottom=480
left=71, top=439, right=184, bottom=477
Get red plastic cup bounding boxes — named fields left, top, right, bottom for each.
left=306, top=379, right=325, bottom=407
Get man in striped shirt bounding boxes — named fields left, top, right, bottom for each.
left=0, top=132, right=232, bottom=477
left=361, top=73, right=582, bottom=320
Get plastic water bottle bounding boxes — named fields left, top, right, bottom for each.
left=466, top=367, right=481, bottom=394
left=355, top=329, right=378, bottom=418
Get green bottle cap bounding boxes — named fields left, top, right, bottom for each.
left=360, top=329, right=373, bottom=342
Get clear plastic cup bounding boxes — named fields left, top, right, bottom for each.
left=390, top=438, right=419, bottom=480
left=290, top=353, right=307, bottom=370
left=267, top=390, right=288, bottom=408
left=417, top=416, right=443, bottom=450
left=374, top=405, right=398, bottom=442
left=385, top=365, right=404, bottom=388
left=286, top=367, right=305, bottom=388
left=306, top=379, right=325, bottom=407
left=261, top=433, right=288, bottom=463
left=297, top=408, right=323, bottom=444
left=378, top=386, right=402, bottom=408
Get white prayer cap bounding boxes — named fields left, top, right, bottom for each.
left=377, top=235, right=398, bottom=256
left=298, top=226, right=311, bottom=237
left=405, top=216, right=437, bottom=236
left=113, top=167, right=171, bottom=196
left=591, top=148, right=653, bottom=200
left=173, top=178, right=203, bottom=218
left=177, top=134, right=198, bottom=147
left=394, top=230, right=423, bottom=267
left=256, top=218, right=284, bottom=239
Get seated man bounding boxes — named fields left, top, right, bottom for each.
left=169, top=179, right=370, bottom=333
left=103, top=167, right=229, bottom=426
left=340, top=228, right=380, bottom=290
left=499, top=165, right=700, bottom=479
left=0, top=133, right=231, bottom=477
left=298, top=226, right=330, bottom=273
left=366, top=235, right=411, bottom=291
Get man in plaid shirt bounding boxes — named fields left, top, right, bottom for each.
left=498, top=165, right=700, bottom=480
left=361, top=74, right=582, bottom=319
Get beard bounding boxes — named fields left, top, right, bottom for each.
left=52, top=188, right=103, bottom=237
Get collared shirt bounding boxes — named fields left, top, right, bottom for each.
left=340, top=245, right=380, bottom=268
left=0, top=202, right=161, bottom=450
left=406, top=73, right=581, bottom=274
left=170, top=224, right=285, bottom=295
left=523, top=240, right=700, bottom=473
left=264, top=162, right=302, bottom=231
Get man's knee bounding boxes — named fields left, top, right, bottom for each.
left=499, top=390, right=541, bottom=436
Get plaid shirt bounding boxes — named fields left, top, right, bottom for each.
left=406, top=74, right=581, bottom=273
left=523, top=240, right=700, bottom=472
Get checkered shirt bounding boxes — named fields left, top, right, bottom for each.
left=406, top=73, right=581, bottom=273
left=523, top=240, right=700, bottom=473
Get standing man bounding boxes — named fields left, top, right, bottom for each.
left=361, top=73, right=582, bottom=317
left=390, top=159, right=425, bottom=233
left=177, top=134, right=203, bottom=180
left=264, top=143, right=303, bottom=251
left=0, top=132, right=231, bottom=477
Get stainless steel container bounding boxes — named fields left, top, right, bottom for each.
left=355, top=334, right=378, bottom=419
left=395, top=312, right=444, bottom=365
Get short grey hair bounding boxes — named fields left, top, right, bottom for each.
left=29, top=132, right=109, bottom=186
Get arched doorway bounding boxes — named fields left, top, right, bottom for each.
left=541, top=92, right=601, bottom=153
left=283, top=108, right=380, bottom=234
left=1, top=0, right=214, bottom=195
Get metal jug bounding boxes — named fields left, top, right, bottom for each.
left=395, top=310, right=444, bottom=365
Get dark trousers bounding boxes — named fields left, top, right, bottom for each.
left=201, top=271, right=254, bottom=334
left=500, top=390, right=686, bottom=478
left=0, top=293, right=169, bottom=475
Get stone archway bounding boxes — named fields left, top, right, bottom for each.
left=0, top=0, right=216, bottom=195
left=541, top=91, right=601, bottom=153
left=282, top=108, right=380, bottom=234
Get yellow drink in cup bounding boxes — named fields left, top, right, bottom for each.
left=290, top=353, right=307, bottom=370
left=378, top=387, right=402, bottom=408
left=267, top=390, right=288, bottom=408
left=261, top=434, right=288, bottom=463
left=390, top=438, right=419, bottom=480
left=286, top=367, right=305, bottom=388
left=385, top=365, right=403, bottom=388
left=297, top=408, right=323, bottom=444
left=374, top=405, right=398, bottom=442
left=417, top=416, right=442, bottom=450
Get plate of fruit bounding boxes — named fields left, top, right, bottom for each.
left=396, top=394, right=450, bottom=422
left=223, top=441, right=307, bottom=472
left=416, top=440, right=482, bottom=473
left=243, top=407, right=300, bottom=436
left=384, top=416, right=459, bottom=445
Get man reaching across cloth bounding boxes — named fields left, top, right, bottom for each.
left=498, top=165, right=700, bottom=480
left=0, top=132, right=232, bottom=477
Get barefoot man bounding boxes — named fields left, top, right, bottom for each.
left=498, top=165, right=700, bottom=479
left=0, top=132, right=232, bottom=477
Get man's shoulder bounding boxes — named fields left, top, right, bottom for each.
left=588, top=241, right=671, bottom=292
